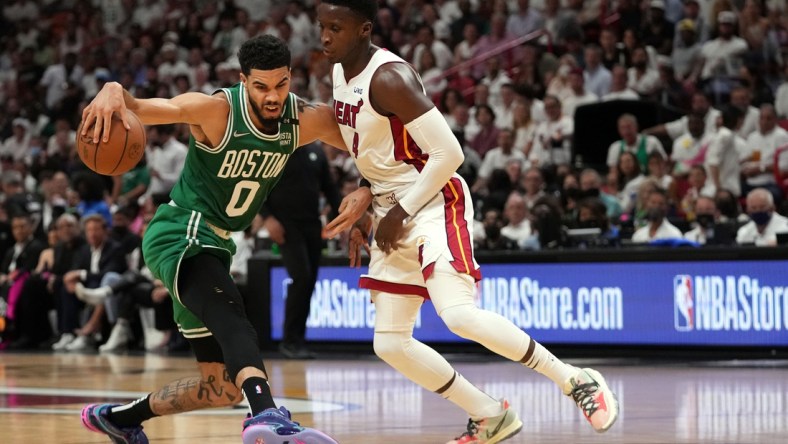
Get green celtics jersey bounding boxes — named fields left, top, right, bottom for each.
left=169, top=83, right=300, bottom=232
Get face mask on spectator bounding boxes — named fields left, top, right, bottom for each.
left=112, top=225, right=129, bottom=236
left=485, top=225, right=501, bottom=240
left=582, top=188, right=600, bottom=198
left=749, top=211, right=772, bottom=226
left=696, top=214, right=715, bottom=228
left=578, top=220, right=599, bottom=229
left=647, top=208, right=665, bottom=222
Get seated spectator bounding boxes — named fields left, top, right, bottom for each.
left=6, top=222, right=59, bottom=349
left=475, top=208, right=519, bottom=251
left=501, top=192, right=532, bottom=247
left=440, top=89, right=464, bottom=129
left=73, top=172, right=112, bottom=225
left=478, top=169, right=514, bottom=214
left=736, top=188, right=788, bottom=246
left=641, top=0, right=675, bottom=55
left=583, top=44, right=612, bottom=98
left=1, top=118, right=32, bottom=162
left=671, top=113, right=712, bottom=177
left=777, top=63, right=788, bottom=118
left=617, top=152, right=647, bottom=214
left=519, top=167, right=546, bottom=209
left=480, top=56, right=513, bottom=109
left=680, top=164, right=717, bottom=217
left=75, top=257, right=175, bottom=352
left=512, top=100, right=537, bottom=158
left=695, top=12, right=748, bottom=86
left=683, top=196, right=737, bottom=245
left=631, top=188, right=683, bottom=243
left=627, top=46, right=661, bottom=97
left=472, top=129, right=527, bottom=194
left=419, top=49, right=447, bottom=99
left=672, top=19, right=702, bottom=82
left=579, top=168, right=622, bottom=219
left=741, top=105, right=788, bottom=201
left=529, top=96, right=573, bottom=167
left=574, top=197, right=620, bottom=247
left=49, top=214, right=86, bottom=351
left=493, top=84, right=519, bottom=129
left=530, top=196, right=566, bottom=249
left=146, top=124, right=188, bottom=198
left=61, top=214, right=128, bottom=351
left=706, top=105, right=744, bottom=198
left=468, top=104, right=500, bottom=159
left=602, top=65, right=639, bottom=101
left=562, top=67, right=598, bottom=117
left=607, top=114, right=667, bottom=178
left=646, top=151, right=676, bottom=200
left=715, top=188, right=747, bottom=225
left=600, top=28, right=626, bottom=70
left=0, top=213, right=45, bottom=348
left=113, top=159, right=150, bottom=208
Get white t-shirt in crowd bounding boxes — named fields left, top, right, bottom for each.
left=632, top=219, right=684, bottom=243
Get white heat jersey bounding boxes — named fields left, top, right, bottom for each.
left=332, top=49, right=481, bottom=288
left=332, top=49, right=428, bottom=201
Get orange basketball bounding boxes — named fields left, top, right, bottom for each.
left=77, top=111, right=146, bottom=176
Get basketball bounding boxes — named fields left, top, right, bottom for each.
left=77, top=111, right=146, bottom=176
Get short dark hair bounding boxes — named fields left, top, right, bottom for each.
left=322, top=0, right=378, bottom=22
left=238, top=35, right=291, bottom=75
left=720, top=104, right=744, bottom=129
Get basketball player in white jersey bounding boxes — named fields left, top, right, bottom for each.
left=319, top=1, right=619, bottom=443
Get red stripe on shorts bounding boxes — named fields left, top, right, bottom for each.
left=441, top=177, right=481, bottom=281
left=359, top=277, right=430, bottom=298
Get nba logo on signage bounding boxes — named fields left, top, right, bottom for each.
left=673, top=275, right=694, bottom=331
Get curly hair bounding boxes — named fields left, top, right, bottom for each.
left=238, top=35, right=291, bottom=75
left=322, top=0, right=378, bottom=22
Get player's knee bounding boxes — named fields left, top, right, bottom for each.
left=440, top=304, right=479, bottom=339
left=373, top=332, right=408, bottom=363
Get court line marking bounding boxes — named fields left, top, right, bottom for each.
left=0, top=387, right=348, bottom=415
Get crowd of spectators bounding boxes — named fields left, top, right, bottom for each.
left=1, top=0, right=788, bottom=352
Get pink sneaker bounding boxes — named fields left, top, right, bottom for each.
left=564, top=368, right=619, bottom=432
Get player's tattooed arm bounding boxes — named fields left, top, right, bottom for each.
left=297, top=99, right=348, bottom=150
left=296, top=98, right=318, bottom=114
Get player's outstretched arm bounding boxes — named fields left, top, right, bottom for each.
left=370, top=63, right=464, bottom=253
left=81, top=81, right=227, bottom=144
left=296, top=98, right=348, bottom=150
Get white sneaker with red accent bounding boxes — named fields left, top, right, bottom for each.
left=446, top=400, right=523, bottom=444
left=564, top=368, right=619, bottom=432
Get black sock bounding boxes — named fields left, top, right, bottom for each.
left=242, top=377, right=276, bottom=415
left=109, top=394, right=158, bottom=427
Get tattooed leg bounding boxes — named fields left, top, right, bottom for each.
left=149, top=362, right=242, bottom=416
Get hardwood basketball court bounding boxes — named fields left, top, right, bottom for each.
left=1, top=352, right=786, bottom=443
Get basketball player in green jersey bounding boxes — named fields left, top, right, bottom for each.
left=78, top=35, right=349, bottom=444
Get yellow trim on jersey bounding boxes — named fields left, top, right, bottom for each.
left=446, top=180, right=471, bottom=274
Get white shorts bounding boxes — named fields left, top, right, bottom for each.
left=359, top=175, right=481, bottom=298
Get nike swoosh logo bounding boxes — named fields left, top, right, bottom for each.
left=234, top=131, right=250, bottom=137
left=489, top=410, right=508, bottom=437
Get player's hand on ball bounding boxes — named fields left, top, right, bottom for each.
left=375, top=204, right=409, bottom=255
left=81, top=82, right=131, bottom=143
left=323, top=186, right=373, bottom=239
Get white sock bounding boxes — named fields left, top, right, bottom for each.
left=520, top=339, right=579, bottom=390
left=439, top=372, right=502, bottom=419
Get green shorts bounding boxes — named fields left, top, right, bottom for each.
left=142, top=203, right=236, bottom=339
